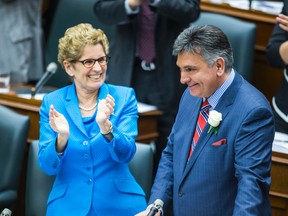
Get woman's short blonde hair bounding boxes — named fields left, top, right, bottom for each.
left=58, top=23, right=109, bottom=68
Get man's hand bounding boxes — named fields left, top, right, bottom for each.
left=128, top=0, right=144, bottom=10
left=135, top=208, right=161, bottom=216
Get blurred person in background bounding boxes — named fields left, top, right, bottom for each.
left=0, top=0, right=44, bottom=84
left=94, top=0, right=201, bottom=173
left=267, top=0, right=288, bottom=140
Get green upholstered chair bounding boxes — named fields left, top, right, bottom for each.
left=129, top=143, right=154, bottom=201
left=0, top=105, right=30, bottom=212
left=44, top=0, right=114, bottom=88
left=25, top=141, right=154, bottom=215
left=192, top=12, right=256, bottom=82
left=25, top=140, right=54, bottom=216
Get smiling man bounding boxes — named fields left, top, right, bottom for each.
left=136, top=25, right=275, bottom=216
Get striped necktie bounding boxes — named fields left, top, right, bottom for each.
left=188, top=100, right=211, bottom=161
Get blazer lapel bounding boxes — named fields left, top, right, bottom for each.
left=64, top=83, right=112, bottom=138
left=65, top=84, right=87, bottom=137
left=183, top=121, right=213, bottom=176
left=176, top=97, right=202, bottom=176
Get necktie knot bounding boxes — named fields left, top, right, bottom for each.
left=200, top=100, right=211, bottom=119
left=201, top=100, right=211, bottom=111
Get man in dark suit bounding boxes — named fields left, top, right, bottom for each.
left=94, top=0, right=200, bottom=170
left=267, top=0, right=288, bottom=137
left=136, top=25, right=274, bottom=216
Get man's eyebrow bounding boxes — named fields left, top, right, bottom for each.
left=183, top=65, right=197, bottom=69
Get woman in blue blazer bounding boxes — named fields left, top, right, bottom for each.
left=38, top=23, right=147, bottom=216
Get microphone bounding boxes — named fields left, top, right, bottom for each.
left=31, top=62, right=57, bottom=97
left=147, top=199, right=164, bottom=216
left=1, top=208, right=12, bottom=216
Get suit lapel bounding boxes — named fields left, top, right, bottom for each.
left=176, top=96, right=202, bottom=176
left=183, top=120, right=213, bottom=176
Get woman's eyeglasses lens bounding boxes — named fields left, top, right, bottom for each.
left=78, top=56, right=110, bottom=68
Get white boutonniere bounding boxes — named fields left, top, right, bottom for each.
left=207, top=110, right=222, bottom=135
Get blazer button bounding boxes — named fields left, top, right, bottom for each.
left=84, top=154, right=90, bottom=159
left=83, top=141, right=88, bottom=146
left=178, top=191, right=183, bottom=197
left=87, top=178, right=93, bottom=185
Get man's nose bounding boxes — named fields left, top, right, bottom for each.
left=180, top=75, right=189, bottom=84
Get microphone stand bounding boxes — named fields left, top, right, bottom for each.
left=248, top=0, right=252, bottom=10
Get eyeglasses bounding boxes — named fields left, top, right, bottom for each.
left=76, top=56, right=110, bottom=68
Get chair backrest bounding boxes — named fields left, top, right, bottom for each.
left=25, top=140, right=55, bottom=216
left=25, top=141, right=154, bottom=215
left=0, top=105, right=30, bottom=211
left=44, top=0, right=114, bottom=88
left=192, top=12, right=256, bottom=82
left=129, top=143, right=154, bottom=201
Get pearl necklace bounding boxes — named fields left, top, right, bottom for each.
left=79, top=103, right=97, bottom=111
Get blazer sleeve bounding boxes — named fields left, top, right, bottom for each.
left=38, top=94, right=63, bottom=176
left=103, top=87, right=139, bottom=163
left=233, top=106, right=274, bottom=215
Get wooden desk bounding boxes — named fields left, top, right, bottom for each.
left=0, top=93, right=161, bottom=144
left=200, top=0, right=283, bottom=103
left=270, top=151, right=288, bottom=216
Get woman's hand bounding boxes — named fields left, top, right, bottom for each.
left=96, top=94, right=115, bottom=134
left=49, top=104, right=69, bottom=153
left=49, top=104, right=69, bottom=135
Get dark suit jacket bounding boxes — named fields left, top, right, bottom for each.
left=149, top=72, right=274, bottom=215
left=267, top=0, right=288, bottom=133
left=94, top=0, right=200, bottom=113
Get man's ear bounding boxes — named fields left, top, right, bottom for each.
left=215, top=57, right=225, bottom=76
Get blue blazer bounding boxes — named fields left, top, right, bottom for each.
left=38, top=83, right=147, bottom=216
left=149, top=72, right=275, bottom=215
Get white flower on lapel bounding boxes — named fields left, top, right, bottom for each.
left=207, top=110, right=222, bottom=135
